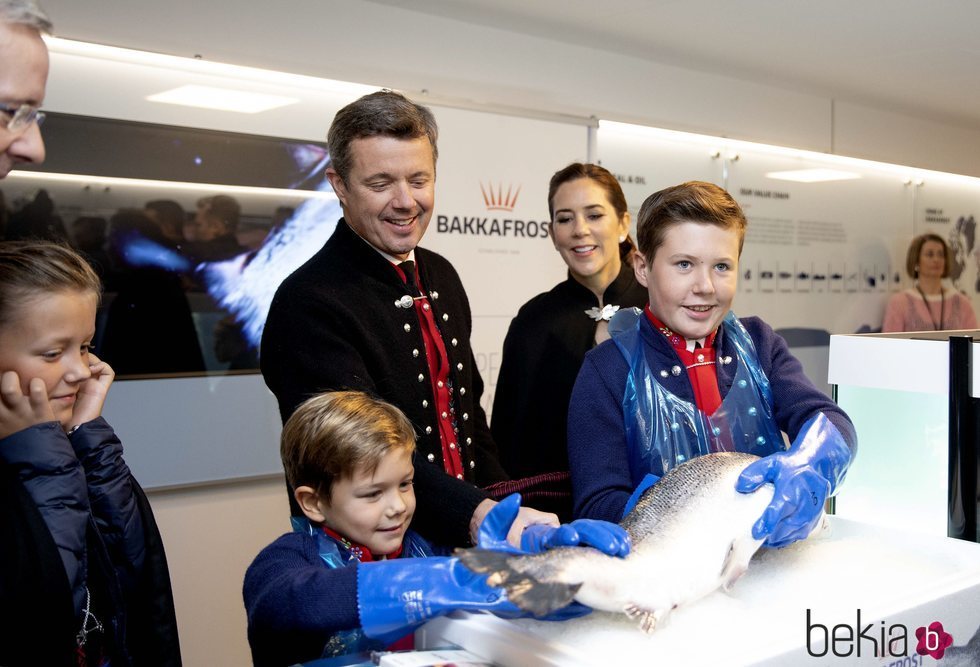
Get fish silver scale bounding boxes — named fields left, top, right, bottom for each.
left=457, top=452, right=778, bottom=633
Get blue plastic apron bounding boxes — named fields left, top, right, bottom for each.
left=289, top=517, right=440, bottom=658
left=610, top=308, right=784, bottom=487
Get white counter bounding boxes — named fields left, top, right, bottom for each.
left=827, top=329, right=979, bottom=537
left=827, top=329, right=980, bottom=397
left=417, top=518, right=980, bottom=665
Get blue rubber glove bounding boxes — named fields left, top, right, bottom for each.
left=357, top=556, right=522, bottom=643
left=478, top=493, right=630, bottom=557
left=735, top=413, right=852, bottom=548
left=521, top=522, right=630, bottom=557
left=620, top=473, right=660, bottom=520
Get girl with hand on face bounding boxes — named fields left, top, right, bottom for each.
left=881, top=233, right=977, bottom=333
left=491, top=164, right=648, bottom=520
left=0, top=242, right=180, bottom=667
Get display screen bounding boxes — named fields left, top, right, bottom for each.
left=1, top=112, right=342, bottom=377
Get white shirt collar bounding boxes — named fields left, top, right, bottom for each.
left=379, top=248, right=416, bottom=266
left=346, top=222, right=416, bottom=265
left=685, top=337, right=707, bottom=352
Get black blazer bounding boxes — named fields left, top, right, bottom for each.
left=261, top=221, right=508, bottom=545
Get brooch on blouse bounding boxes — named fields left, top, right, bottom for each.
left=585, top=304, right=621, bottom=321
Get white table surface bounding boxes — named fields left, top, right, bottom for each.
left=417, top=518, right=980, bottom=666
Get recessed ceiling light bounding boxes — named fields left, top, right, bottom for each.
left=146, top=85, right=299, bottom=113
left=766, top=169, right=862, bottom=183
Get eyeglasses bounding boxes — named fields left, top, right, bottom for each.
left=0, top=103, right=46, bottom=134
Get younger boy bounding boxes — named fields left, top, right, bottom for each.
left=568, top=181, right=856, bottom=548
left=244, top=391, right=628, bottom=667
left=245, top=391, right=437, bottom=666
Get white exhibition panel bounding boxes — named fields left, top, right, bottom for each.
left=422, top=105, right=587, bottom=418
left=598, top=124, right=915, bottom=336
left=417, top=518, right=980, bottom=666
left=593, top=127, right=723, bottom=220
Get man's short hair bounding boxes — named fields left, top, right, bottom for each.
left=635, top=181, right=748, bottom=263
left=145, top=199, right=186, bottom=227
left=281, top=391, right=417, bottom=501
left=196, top=194, right=241, bottom=232
left=0, top=0, right=53, bottom=33
left=327, top=90, right=438, bottom=183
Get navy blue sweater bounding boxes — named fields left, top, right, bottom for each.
left=568, top=315, right=857, bottom=522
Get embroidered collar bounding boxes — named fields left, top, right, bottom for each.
left=322, top=526, right=403, bottom=562
left=644, top=306, right=718, bottom=351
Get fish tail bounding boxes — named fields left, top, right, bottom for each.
left=456, top=548, right=582, bottom=617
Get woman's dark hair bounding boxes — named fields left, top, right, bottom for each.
left=906, top=233, right=951, bottom=279
left=548, top=163, right=635, bottom=260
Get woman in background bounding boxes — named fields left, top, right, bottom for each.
left=490, top=164, right=647, bottom=520
left=882, top=233, right=977, bottom=332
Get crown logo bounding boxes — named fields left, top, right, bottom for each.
left=480, top=182, right=521, bottom=212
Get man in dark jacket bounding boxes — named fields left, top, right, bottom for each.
left=261, top=90, right=559, bottom=546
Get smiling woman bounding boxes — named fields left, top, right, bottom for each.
left=490, top=163, right=647, bottom=520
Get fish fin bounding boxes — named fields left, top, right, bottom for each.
left=624, top=604, right=671, bottom=634
left=719, top=540, right=749, bottom=592
left=456, top=548, right=582, bottom=617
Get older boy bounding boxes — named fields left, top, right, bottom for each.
left=245, top=391, right=628, bottom=667
left=568, top=181, right=856, bottom=548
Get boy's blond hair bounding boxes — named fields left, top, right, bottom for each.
left=281, top=391, right=416, bottom=502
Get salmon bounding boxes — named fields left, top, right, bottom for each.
left=457, top=452, right=778, bottom=633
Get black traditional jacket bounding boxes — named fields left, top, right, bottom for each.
left=261, top=220, right=508, bottom=545
left=492, top=264, right=648, bottom=480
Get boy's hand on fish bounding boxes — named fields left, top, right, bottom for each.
left=621, top=472, right=661, bottom=519
left=69, top=354, right=115, bottom=430
left=521, top=521, right=631, bottom=557
left=735, top=413, right=853, bottom=548
left=479, top=494, right=630, bottom=557
left=475, top=494, right=559, bottom=550
left=0, top=372, right=56, bottom=439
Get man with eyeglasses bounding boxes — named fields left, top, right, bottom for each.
left=0, top=0, right=50, bottom=180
